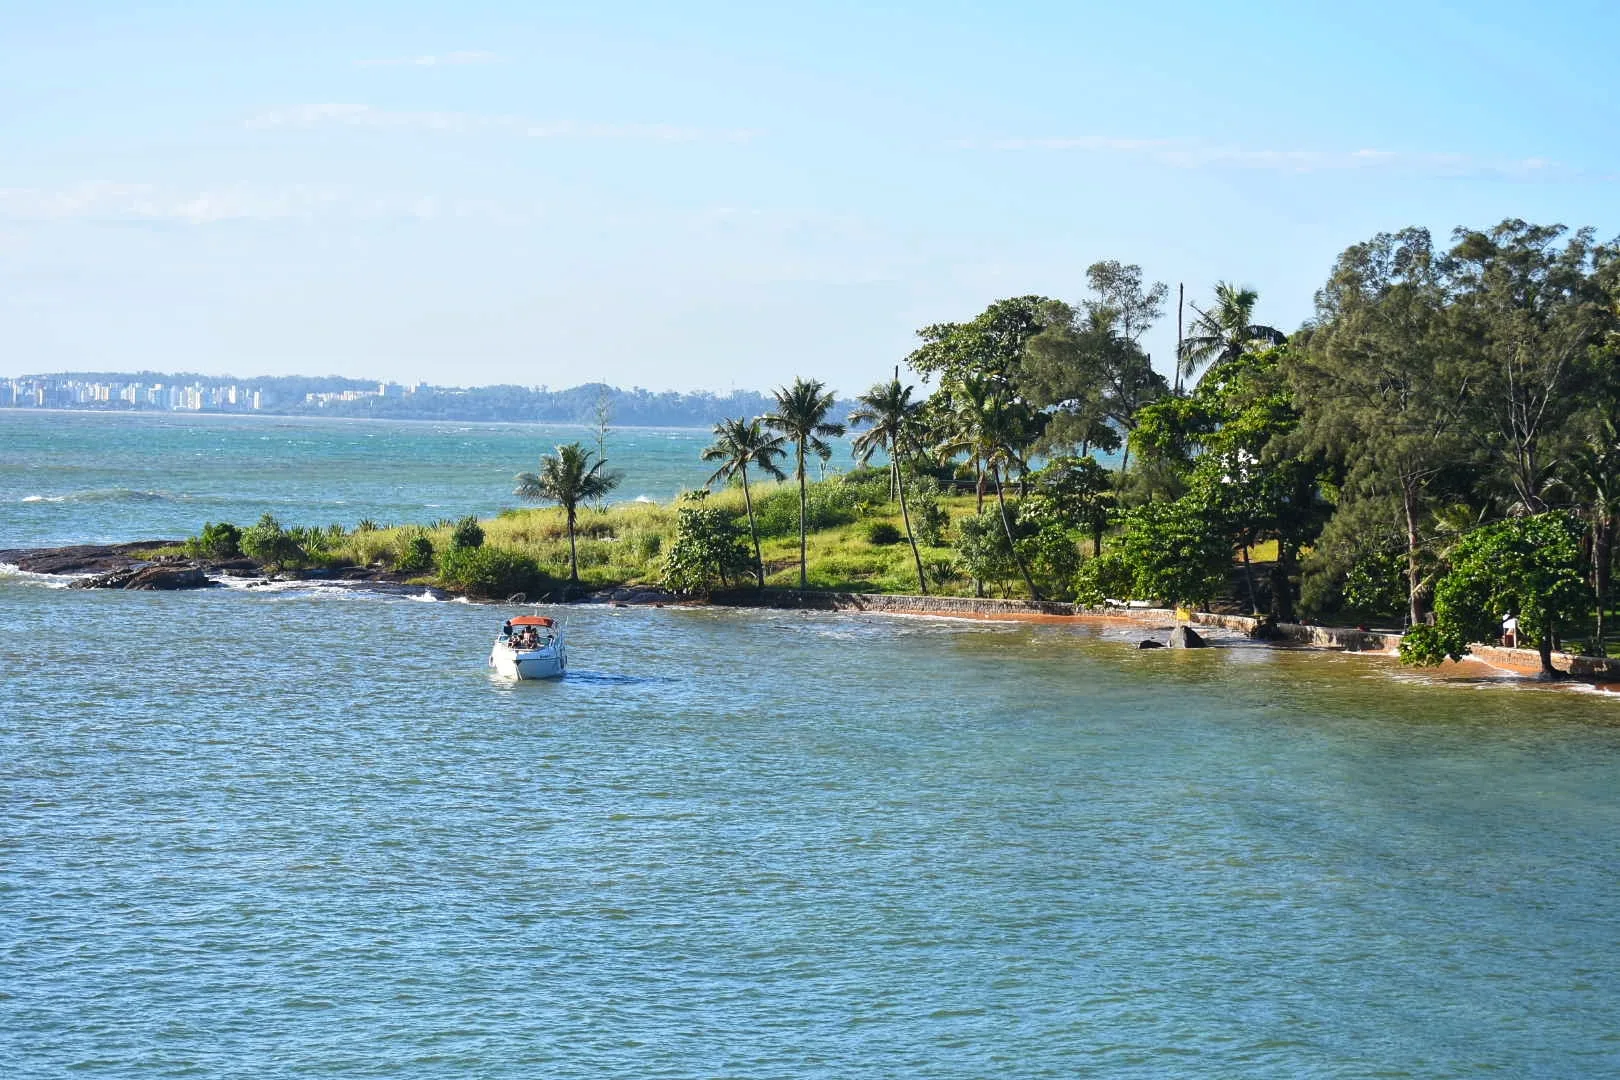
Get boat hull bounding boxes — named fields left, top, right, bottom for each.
left=489, top=643, right=567, bottom=680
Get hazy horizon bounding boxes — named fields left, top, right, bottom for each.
left=5, top=2, right=1615, bottom=393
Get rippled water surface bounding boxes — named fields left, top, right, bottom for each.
left=4, top=413, right=1620, bottom=1077
left=0, top=410, right=749, bottom=546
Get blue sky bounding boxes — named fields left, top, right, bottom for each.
left=3, top=0, right=1616, bottom=393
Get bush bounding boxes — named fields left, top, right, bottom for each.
left=662, top=504, right=753, bottom=597
left=1073, top=552, right=1135, bottom=607
left=395, top=532, right=436, bottom=573
left=450, top=515, right=485, bottom=551
left=908, top=482, right=950, bottom=546
left=866, top=521, right=903, bottom=546
left=184, top=521, right=242, bottom=559
left=240, top=514, right=306, bottom=571
left=438, top=545, right=550, bottom=600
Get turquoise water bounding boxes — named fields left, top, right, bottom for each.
left=0, top=410, right=834, bottom=547
left=4, top=413, right=1620, bottom=1077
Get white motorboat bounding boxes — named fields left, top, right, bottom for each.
left=489, top=615, right=567, bottom=680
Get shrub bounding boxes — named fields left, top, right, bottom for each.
left=240, top=513, right=306, bottom=571
left=1073, top=552, right=1135, bottom=608
left=395, top=532, right=436, bottom=573
left=865, top=521, right=903, bottom=546
left=662, top=504, right=753, bottom=597
left=450, top=515, right=485, bottom=551
left=438, top=545, right=550, bottom=600
left=184, top=521, right=242, bottom=559
left=907, top=480, right=950, bottom=546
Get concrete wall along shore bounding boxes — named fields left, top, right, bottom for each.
left=721, top=591, right=1620, bottom=678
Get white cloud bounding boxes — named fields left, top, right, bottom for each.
left=356, top=51, right=501, bottom=67
left=960, top=136, right=1574, bottom=177
left=246, top=104, right=760, bottom=142
left=0, top=183, right=537, bottom=225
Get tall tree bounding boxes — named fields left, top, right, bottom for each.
left=764, top=378, right=845, bottom=589
left=1177, top=282, right=1286, bottom=388
left=701, top=416, right=787, bottom=589
left=1447, top=220, right=1614, bottom=512
left=514, top=442, right=621, bottom=585
left=1563, top=411, right=1620, bottom=654
left=849, top=377, right=930, bottom=594
left=1293, top=228, right=1470, bottom=627
left=1082, top=260, right=1169, bottom=349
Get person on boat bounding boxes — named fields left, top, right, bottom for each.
left=502, top=620, right=513, bottom=639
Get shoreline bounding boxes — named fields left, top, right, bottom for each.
left=7, top=540, right=1618, bottom=694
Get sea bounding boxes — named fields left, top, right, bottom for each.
left=4, top=408, right=1620, bottom=1078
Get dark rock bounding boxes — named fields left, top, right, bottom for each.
left=1136, top=639, right=1165, bottom=649
left=71, top=564, right=212, bottom=590
left=585, top=584, right=680, bottom=605
left=1248, top=617, right=1284, bottom=641
left=1167, top=625, right=1208, bottom=649
left=0, top=541, right=180, bottom=576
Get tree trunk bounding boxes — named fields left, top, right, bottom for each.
left=797, top=446, right=809, bottom=589
left=1590, top=516, right=1614, bottom=657
left=1271, top=540, right=1297, bottom=622
left=566, top=506, right=580, bottom=584
left=993, top=466, right=1041, bottom=601
left=1091, top=525, right=1103, bottom=558
left=1240, top=544, right=1259, bottom=614
left=742, top=468, right=765, bottom=590
left=896, top=448, right=927, bottom=595
left=1402, top=477, right=1426, bottom=627
left=1539, top=618, right=1558, bottom=678
left=975, top=457, right=985, bottom=513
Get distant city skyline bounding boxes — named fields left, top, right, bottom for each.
left=3, top=1, right=1616, bottom=393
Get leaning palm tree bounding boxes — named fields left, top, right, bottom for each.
left=935, top=375, right=1041, bottom=600
left=701, top=416, right=787, bottom=589
left=1176, top=281, right=1286, bottom=391
left=514, top=442, right=621, bottom=585
left=849, top=377, right=929, bottom=595
left=764, top=378, right=845, bottom=589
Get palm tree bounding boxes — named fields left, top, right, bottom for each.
left=514, top=442, right=621, bottom=586
left=849, top=377, right=928, bottom=595
left=764, top=378, right=845, bottom=589
left=701, top=416, right=787, bottom=589
left=936, top=375, right=1041, bottom=600
left=1176, top=281, right=1286, bottom=391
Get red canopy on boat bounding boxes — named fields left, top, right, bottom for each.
left=509, top=616, right=555, bottom=626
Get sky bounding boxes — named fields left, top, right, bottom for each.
left=2, top=0, right=1616, bottom=393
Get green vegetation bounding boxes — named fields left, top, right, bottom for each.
left=174, top=218, right=1620, bottom=673
left=514, top=441, right=622, bottom=586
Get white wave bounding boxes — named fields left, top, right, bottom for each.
left=0, top=563, right=79, bottom=588
left=410, top=590, right=441, bottom=602
left=634, top=495, right=655, bottom=503
left=20, top=494, right=68, bottom=503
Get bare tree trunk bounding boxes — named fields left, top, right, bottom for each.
left=1594, top=518, right=1614, bottom=657
left=797, top=447, right=808, bottom=589
left=1271, top=540, right=1297, bottom=622
left=742, top=468, right=765, bottom=590
left=566, top=508, right=580, bottom=585
left=993, top=466, right=1041, bottom=601
left=1538, top=618, right=1557, bottom=678
left=896, top=456, right=927, bottom=595
left=1240, top=544, right=1259, bottom=614
left=1402, top=477, right=1425, bottom=627
left=1174, top=282, right=1184, bottom=397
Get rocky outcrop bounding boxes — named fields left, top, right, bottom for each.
left=1167, top=625, right=1208, bottom=649
left=70, top=563, right=212, bottom=590
left=0, top=541, right=180, bottom=575
left=1136, top=639, right=1165, bottom=649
